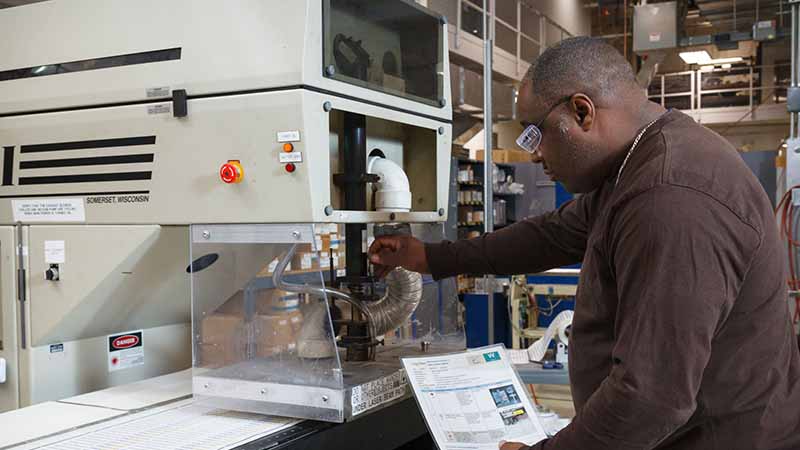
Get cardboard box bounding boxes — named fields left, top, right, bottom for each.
left=254, top=311, right=303, bottom=357
left=200, top=310, right=305, bottom=364
left=335, top=249, right=345, bottom=269
left=259, top=289, right=301, bottom=315
left=199, top=313, right=245, bottom=367
left=476, top=149, right=531, bottom=164
left=292, top=251, right=319, bottom=271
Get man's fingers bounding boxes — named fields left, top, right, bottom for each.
left=498, top=442, right=527, bottom=450
left=368, top=238, right=405, bottom=266
left=368, top=237, right=401, bottom=254
left=368, top=252, right=384, bottom=265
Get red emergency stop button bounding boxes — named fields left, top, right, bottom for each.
left=220, top=160, right=244, bottom=183
left=285, top=163, right=296, bottom=173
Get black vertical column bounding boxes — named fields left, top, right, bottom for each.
left=342, top=111, right=370, bottom=361
left=343, top=112, right=367, bottom=278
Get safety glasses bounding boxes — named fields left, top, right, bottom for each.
left=516, top=96, right=572, bottom=153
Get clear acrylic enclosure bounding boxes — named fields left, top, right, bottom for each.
left=190, top=223, right=464, bottom=423
left=190, top=223, right=345, bottom=422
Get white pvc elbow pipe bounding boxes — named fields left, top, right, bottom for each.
left=368, top=156, right=412, bottom=212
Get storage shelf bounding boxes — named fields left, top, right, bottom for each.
left=458, top=181, right=484, bottom=186
left=456, top=158, right=516, bottom=168
left=458, top=202, right=484, bottom=206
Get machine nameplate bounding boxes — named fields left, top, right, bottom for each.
left=351, top=370, right=408, bottom=417
left=86, top=194, right=150, bottom=205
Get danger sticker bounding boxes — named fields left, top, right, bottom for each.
left=108, top=330, right=144, bottom=372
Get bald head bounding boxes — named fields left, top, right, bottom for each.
left=526, top=37, right=640, bottom=108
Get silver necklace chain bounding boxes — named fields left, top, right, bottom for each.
left=614, top=116, right=662, bottom=186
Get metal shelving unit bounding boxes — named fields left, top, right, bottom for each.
left=455, top=158, right=518, bottom=238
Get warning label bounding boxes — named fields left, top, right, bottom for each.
left=12, top=198, right=85, bottom=222
left=108, top=330, right=144, bottom=372
left=351, top=370, right=408, bottom=416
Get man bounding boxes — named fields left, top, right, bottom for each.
left=369, top=37, right=800, bottom=449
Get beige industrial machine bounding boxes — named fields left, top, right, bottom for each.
left=0, top=0, right=458, bottom=421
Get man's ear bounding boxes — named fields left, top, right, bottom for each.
left=570, top=94, right=595, bottom=131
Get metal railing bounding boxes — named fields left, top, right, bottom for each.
left=427, top=0, right=575, bottom=77
left=647, top=63, right=791, bottom=112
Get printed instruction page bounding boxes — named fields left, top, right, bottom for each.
left=402, top=345, right=547, bottom=450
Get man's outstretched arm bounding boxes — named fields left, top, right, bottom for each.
left=369, top=192, right=593, bottom=279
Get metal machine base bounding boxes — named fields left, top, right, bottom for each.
left=195, top=341, right=464, bottom=423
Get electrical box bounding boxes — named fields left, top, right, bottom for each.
left=753, top=20, right=777, bottom=41
left=633, top=1, right=678, bottom=53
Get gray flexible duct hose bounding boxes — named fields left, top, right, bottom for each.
left=366, top=268, right=423, bottom=336
left=273, top=244, right=423, bottom=339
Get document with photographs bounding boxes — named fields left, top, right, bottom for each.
left=401, top=345, right=547, bottom=450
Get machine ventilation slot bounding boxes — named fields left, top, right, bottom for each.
left=20, top=154, right=154, bottom=169
left=0, top=48, right=182, bottom=82
left=3, top=146, right=13, bottom=186
left=16, top=135, right=156, bottom=186
left=19, top=172, right=152, bottom=185
left=20, top=136, right=155, bottom=153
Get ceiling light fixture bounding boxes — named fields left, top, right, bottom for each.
left=680, top=51, right=745, bottom=66
left=679, top=50, right=711, bottom=64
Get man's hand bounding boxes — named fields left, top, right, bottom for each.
left=368, top=235, right=429, bottom=278
left=498, top=440, right=528, bottom=450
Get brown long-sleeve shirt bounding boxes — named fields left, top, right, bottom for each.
left=426, top=110, right=800, bottom=450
